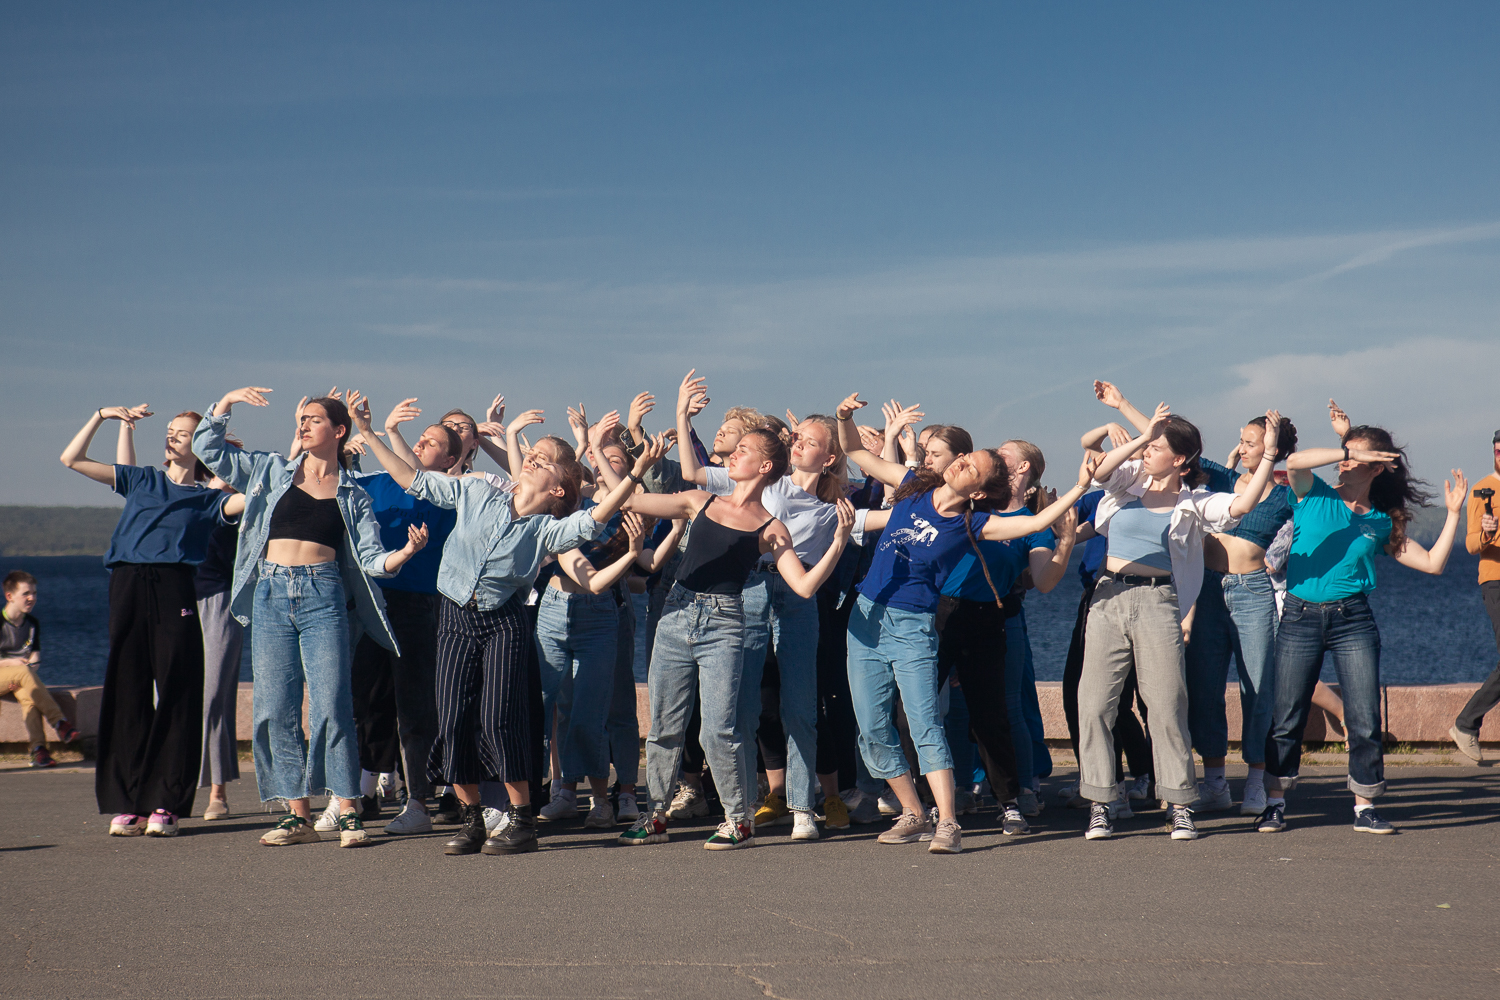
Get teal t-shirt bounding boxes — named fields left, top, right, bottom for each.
left=1285, top=477, right=1392, bottom=602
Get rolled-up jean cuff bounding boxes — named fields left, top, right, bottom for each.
left=1347, top=776, right=1386, bottom=798
left=1080, top=781, right=1121, bottom=804
left=1157, top=784, right=1199, bottom=806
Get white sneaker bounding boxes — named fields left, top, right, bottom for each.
left=1191, top=782, right=1233, bottom=813
left=1017, top=788, right=1042, bottom=817
left=313, top=797, right=342, bottom=833
left=843, top=788, right=882, bottom=825
left=791, top=811, right=819, bottom=841
left=876, top=790, right=901, bottom=816
left=583, top=797, right=615, bottom=828
left=538, top=787, right=578, bottom=822
left=1108, top=783, right=1134, bottom=820
left=483, top=807, right=511, bottom=834
left=1240, top=782, right=1268, bottom=817
left=384, top=799, right=433, bottom=835
left=666, top=784, right=710, bottom=820
left=616, top=791, right=640, bottom=824
left=1056, top=783, right=1088, bottom=808
left=1128, top=775, right=1153, bottom=800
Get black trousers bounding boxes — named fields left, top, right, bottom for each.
left=935, top=599, right=1022, bottom=803
left=351, top=589, right=440, bottom=801
left=814, top=584, right=860, bottom=788
left=96, top=563, right=204, bottom=818
left=431, top=594, right=532, bottom=787
left=757, top=648, right=786, bottom=772
left=1063, top=577, right=1154, bottom=781
left=1455, top=580, right=1500, bottom=735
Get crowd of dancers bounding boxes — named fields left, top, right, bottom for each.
left=53, top=369, right=1481, bottom=854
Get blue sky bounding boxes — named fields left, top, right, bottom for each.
left=4, top=2, right=1498, bottom=504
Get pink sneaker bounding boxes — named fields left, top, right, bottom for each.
left=145, top=810, right=179, bottom=837
left=109, top=814, right=145, bottom=836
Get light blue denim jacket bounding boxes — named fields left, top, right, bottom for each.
left=193, top=408, right=401, bottom=652
left=406, top=471, right=605, bottom=610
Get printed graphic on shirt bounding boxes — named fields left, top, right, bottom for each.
left=884, top=516, right=939, bottom=549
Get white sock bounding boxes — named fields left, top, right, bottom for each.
left=360, top=770, right=379, bottom=797
left=1354, top=803, right=1374, bottom=816
left=1267, top=796, right=1286, bottom=807
left=1244, top=769, right=1265, bottom=792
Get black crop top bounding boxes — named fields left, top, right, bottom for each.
left=674, top=497, right=772, bottom=595
left=267, top=486, right=344, bottom=550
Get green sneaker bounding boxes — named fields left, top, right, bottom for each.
left=703, top=820, right=754, bottom=851
left=259, top=813, right=320, bottom=847
left=618, top=811, right=669, bottom=846
left=337, top=810, right=370, bottom=848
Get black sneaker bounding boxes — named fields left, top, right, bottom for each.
left=1353, top=809, right=1395, bottom=835
left=1167, top=804, right=1199, bottom=840
left=434, top=790, right=462, bottom=824
left=54, top=718, right=80, bottom=744
left=1084, top=801, right=1113, bottom=840
left=1256, top=803, right=1286, bottom=833
left=482, top=804, right=538, bottom=854
left=29, top=744, right=57, bottom=769
left=360, top=794, right=382, bottom=822
left=443, top=804, right=486, bottom=855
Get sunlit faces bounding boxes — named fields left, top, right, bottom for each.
left=298, top=403, right=347, bottom=454
left=413, top=424, right=458, bottom=472
left=441, top=413, right=479, bottom=465
left=726, top=436, right=775, bottom=481
left=521, top=438, right=567, bottom=496
left=164, top=416, right=197, bottom=464
left=790, top=420, right=836, bottom=474
left=713, top=419, right=747, bottom=458
left=4, top=580, right=37, bottom=615
left=599, top=444, right=630, bottom=479
left=922, top=434, right=958, bottom=474
left=942, top=451, right=995, bottom=500
left=1238, top=423, right=1267, bottom=471
left=1141, top=433, right=1189, bottom=479
left=1336, top=435, right=1390, bottom=488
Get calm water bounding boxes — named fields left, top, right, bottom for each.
left=8, top=552, right=1497, bottom=688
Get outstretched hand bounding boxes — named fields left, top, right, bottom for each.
left=1329, top=399, right=1351, bottom=438
left=836, top=392, right=868, bottom=421
left=385, top=397, right=421, bottom=430
left=219, top=387, right=272, bottom=413
left=621, top=511, right=646, bottom=550
left=834, top=498, right=856, bottom=538
left=1147, top=402, right=1171, bottom=431
left=486, top=393, right=506, bottom=426
left=627, top=391, right=655, bottom=432
left=404, top=522, right=430, bottom=554
left=566, top=403, right=589, bottom=446
left=1094, top=380, right=1125, bottom=409
left=1079, top=453, right=1100, bottom=488
left=1444, top=470, right=1470, bottom=513
left=1261, top=409, right=1282, bottom=461
left=507, top=409, right=545, bottom=436
left=631, top=432, right=671, bottom=477
left=346, top=390, right=375, bottom=433
left=101, top=404, right=153, bottom=427
left=678, top=369, right=709, bottom=417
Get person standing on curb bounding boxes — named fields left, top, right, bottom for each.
left=1450, top=429, right=1500, bottom=761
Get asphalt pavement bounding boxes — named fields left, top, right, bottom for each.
left=3, top=762, right=1498, bottom=999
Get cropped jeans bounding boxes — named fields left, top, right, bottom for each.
left=1265, top=593, right=1385, bottom=798
left=535, top=587, right=620, bottom=783
left=1185, top=569, right=1277, bottom=765
left=741, top=569, right=820, bottom=813
left=644, top=585, right=751, bottom=824
left=251, top=561, right=360, bottom=802
left=847, top=594, right=951, bottom=779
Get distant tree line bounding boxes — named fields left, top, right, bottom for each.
left=0, top=507, right=121, bottom=557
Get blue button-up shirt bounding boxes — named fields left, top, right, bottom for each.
left=407, top=471, right=606, bottom=609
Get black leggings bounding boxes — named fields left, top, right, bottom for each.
left=96, top=563, right=204, bottom=818
left=936, top=598, right=1022, bottom=802
left=1063, top=578, right=1153, bottom=781
left=431, top=594, right=533, bottom=787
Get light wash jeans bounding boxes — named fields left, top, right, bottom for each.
left=251, top=561, right=360, bottom=802
left=535, top=587, right=620, bottom=783
left=1005, top=610, right=1052, bottom=781
left=1266, top=593, right=1385, bottom=797
left=741, top=569, right=821, bottom=812
left=846, top=594, right=951, bottom=778
left=1185, top=569, right=1277, bottom=765
left=644, top=585, right=750, bottom=824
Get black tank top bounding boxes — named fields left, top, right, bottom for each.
left=674, top=496, right=772, bottom=595
left=267, top=486, right=344, bottom=550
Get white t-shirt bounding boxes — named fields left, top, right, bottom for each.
left=703, top=467, right=838, bottom=566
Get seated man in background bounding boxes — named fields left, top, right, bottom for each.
left=1, top=570, right=80, bottom=768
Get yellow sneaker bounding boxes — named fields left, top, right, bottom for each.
left=821, top=794, right=850, bottom=830
left=753, top=791, right=791, bottom=827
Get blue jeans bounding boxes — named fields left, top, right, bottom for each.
left=1266, top=593, right=1385, bottom=797
left=741, top=570, right=821, bottom=812
left=847, top=594, right=951, bottom=778
left=251, top=561, right=360, bottom=802
left=534, top=587, right=620, bottom=783
left=606, top=589, right=640, bottom=786
left=942, top=680, right=978, bottom=786
left=630, top=589, right=652, bottom=684
left=1186, top=569, right=1277, bottom=765
left=1005, top=610, right=1051, bottom=781
left=644, top=585, right=751, bottom=824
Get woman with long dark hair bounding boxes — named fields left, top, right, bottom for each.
left=62, top=405, right=232, bottom=838
left=836, top=392, right=1088, bottom=854
left=195, top=387, right=429, bottom=848
left=1258, top=416, right=1466, bottom=835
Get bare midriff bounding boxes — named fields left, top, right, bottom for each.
left=1203, top=533, right=1269, bottom=576
left=266, top=540, right=339, bottom=566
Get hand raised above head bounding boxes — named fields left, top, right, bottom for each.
left=1444, top=470, right=1469, bottom=512
left=836, top=393, right=868, bottom=420
left=486, top=393, right=506, bottom=425
left=1094, top=380, right=1124, bottom=409
left=385, top=397, right=421, bottom=428
left=507, top=409, right=545, bottom=435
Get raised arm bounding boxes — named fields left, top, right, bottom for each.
left=1284, top=444, right=1401, bottom=499
left=836, top=393, right=910, bottom=488
left=1080, top=422, right=1132, bottom=460
left=195, top=388, right=273, bottom=489
left=1094, top=380, right=1153, bottom=434
left=505, top=409, right=545, bottom=479
left=116, top=416, right=137, bottom=466
left=1089, top=404, right=1168, bottom=484
left=1391, top=470, right=1467, bottom=575
left=765, top=500, right=855, bottom=598
left=637, top=518, right=687, bottom=572
left=61, top=405, right=152, bottom=486
left=380, top=397, right=424, bottom=470
left=1028, top=503, right=1078, bottom=593
left=347, top=391, right=419, bottom=490
left=981, top=457, right=1094, bottom=542
left=586, top=410, right=626, bottom=492
left=591, top=433, right=670, bottom=525
left=882, top=400, right=923, bottom=467
left=1228, top=410, right=1282, bottom=517
left=675, top=370, right=712, bottom=486
left=555, top=513, right=647, bottom=594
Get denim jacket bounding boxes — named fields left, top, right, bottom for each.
left=193, top=409, right=401, bottom=652
left=407, top=471, right=605, bottom=610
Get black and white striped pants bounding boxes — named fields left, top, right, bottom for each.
left=430, top=593, right=532, bottom=787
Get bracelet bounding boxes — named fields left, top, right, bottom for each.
left=628, top=472, right=644, bottom=485
left=1342, top=445, right=1350, bottom=461
left=837, top=414, right=851, bottom=422
left=98, top=408, right=105, bottom=421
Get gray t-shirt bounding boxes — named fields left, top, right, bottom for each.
left=0, top=612, right=40, bottom=662
left=703, top=468, right=838, bottom=566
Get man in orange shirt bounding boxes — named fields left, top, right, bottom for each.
left=1450, top=430, right=1500, bottom=761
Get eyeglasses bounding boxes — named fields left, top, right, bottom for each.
left=443, top=421, right=477, bottom=435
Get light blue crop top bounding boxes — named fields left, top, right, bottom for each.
left=1107, top=500, right=1173, bottom=573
